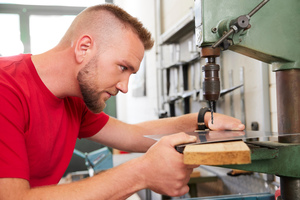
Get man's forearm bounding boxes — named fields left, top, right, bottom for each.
left=135, top=113, right=198, bottom=136
left=3, top=158, right=145, bottom=200
left=2, top=133, right=199, bottom=200
left=131, top=111, right=245, bottom=152
left=136, top=111, right=245, bottom=134
left=122, top=113, right=198, bottom=153
left=91, top=112, right=244, bottom=154
left=89, top=114, right=198, bottom=153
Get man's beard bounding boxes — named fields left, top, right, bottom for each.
left=77, top=57, right=105, bottom=113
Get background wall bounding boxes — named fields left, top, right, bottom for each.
left=160, top=0, right=194, bottom=34
left=114, top=0, right=159, bottom=124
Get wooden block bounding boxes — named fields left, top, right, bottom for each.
left=190, top=169, right=201, bottom=178
left=227, top=169, right=253, bottom=176
left=113, top=149, right=120, bottom=154
left=183, top=141, right=251, bottom=165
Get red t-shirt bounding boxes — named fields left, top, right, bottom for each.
left=0, top=54, right=109, bottom=187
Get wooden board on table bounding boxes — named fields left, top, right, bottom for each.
left=183, top=141, right=251, bottom=165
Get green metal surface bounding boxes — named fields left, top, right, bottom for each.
left=247, top=142, right=278, bottom=160
left=220, top=141, right=300, bottom=178
left=184, top=193, right=275, bottom=200
left=195, top=0, right=300, bottom=70
left=103, top=96, right=117, bottom=118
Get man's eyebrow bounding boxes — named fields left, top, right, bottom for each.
left=122, top=60, right=137, bottom=74
left=129, top=66, right=137, bottom=74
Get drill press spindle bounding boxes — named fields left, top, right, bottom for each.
left=201, top=47, right=221, bottom=124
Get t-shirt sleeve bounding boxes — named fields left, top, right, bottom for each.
left=0, top=80, right=30, bottom=180
left=78, top=108, right=110, bottom=139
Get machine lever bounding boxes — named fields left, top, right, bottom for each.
left=248, top=0, right=269, bottom=18
left=212, top=28, right=235, bottom=49
left=212, top=0, right=269, bottom=49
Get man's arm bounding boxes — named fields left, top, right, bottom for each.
left=0, top=133, right=197, bottom=200
left=89, top=112, right=245, bottom=153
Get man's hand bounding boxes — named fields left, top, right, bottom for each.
left=138, top=132, right=198, bottom=197
left=205, top=112, right=245, bottom=131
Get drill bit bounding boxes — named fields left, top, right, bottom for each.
left=210, top=101, right=214, bottom=124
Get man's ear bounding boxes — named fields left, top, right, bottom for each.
left=74, top=35, right=93, bottom=64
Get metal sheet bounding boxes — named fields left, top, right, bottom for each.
left=145, top=131, right=300, bottom=153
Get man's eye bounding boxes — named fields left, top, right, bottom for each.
left=120, top=66, right=127, bottom=71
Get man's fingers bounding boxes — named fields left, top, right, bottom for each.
left=187, top=164, right=200, bottom=169
left=161, top=132, right=197, bottom=147
left=232, top=124, right=245, bottom=130
left=207, top=112, right=245, bottom=131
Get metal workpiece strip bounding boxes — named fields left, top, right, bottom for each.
left=144, top=131, right=300, bottom=153
left=145, top=130, right=300, bottom=142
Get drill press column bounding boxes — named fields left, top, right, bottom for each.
left=276, top=69, right=300, bottom=200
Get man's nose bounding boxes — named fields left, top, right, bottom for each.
left=116, top=79, right=129, bottom=94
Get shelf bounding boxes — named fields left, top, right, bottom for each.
left=161, top=55, right=201, bottom=69
left=159, top=8, right=195, bottom=45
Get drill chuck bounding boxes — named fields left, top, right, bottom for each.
left=202, top=57, right=220, bottom=101
left=200, top=47, right=221, bottom=124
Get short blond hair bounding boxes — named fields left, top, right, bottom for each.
left=61, top=3, right=154, bottom=50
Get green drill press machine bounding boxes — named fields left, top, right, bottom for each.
left=194, top=0, right=300, bottom=199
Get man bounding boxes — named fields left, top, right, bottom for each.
left=0, top=4, right=245, bottom=199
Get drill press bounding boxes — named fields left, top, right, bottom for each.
left=199, top=0, right=270, bottom=124
left=195, top=0, right=300, bottom=199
